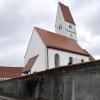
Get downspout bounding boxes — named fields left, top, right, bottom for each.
left=47, top=47, right=49, bottom=69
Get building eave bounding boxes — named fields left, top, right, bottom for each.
left=47, top=46, right=89, bottom=57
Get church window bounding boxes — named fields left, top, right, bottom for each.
left=68, top=57, right=73, bottom=65
left=59, top=26, right=60, bottom=30
left=60, top=25, right=62, bottom=29
left=58, top=24, right=62, bottom=30
left=55, top=54, right=60, bottom=67
left=69, top=25, right=72, bottom=29
left=81, top=59, right=84, bottom=63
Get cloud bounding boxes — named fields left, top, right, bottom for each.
left=0, top=0, right=59, bottom=66
left=0, top=0, right=100, bottom=67
left=70, top=0, right=100, bottom=35
left=70, top=0, right=100, bottom=59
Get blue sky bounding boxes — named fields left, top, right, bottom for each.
left=0, top=0, right=100, bottom=66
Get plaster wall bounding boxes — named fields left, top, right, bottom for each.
left=55, top=4, right=76, bottom=40
left=24, top=29, right=47, bottom=73
left=48, top=48, right=89, bottom=69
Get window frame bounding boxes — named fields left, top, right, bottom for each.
left=55, top=54, right=60, bottom=67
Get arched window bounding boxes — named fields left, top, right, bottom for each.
left=69, top=25, right=72, bottom=29
left=68, top=57, right=73, bottom=65
left=55, top=54, right=60, bottom=67
left=81, top=59, right=84, bottom=63
left=58, top=24, right=62, bottom=30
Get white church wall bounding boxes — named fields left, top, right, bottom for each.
left=64, top=21, right=76, bottom=40
left=55, top=4, right=76, bottom=40
left=65, top=22, right=76, bottom=33
left=48, top=48, right=89, bottom=69
left=24, top=29, right=47, bottom=73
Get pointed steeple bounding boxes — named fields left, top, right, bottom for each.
left=55, top=2, right=77, bottom=40
left=59, top=2, right=75, bottom=25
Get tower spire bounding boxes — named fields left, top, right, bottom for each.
left=55, top=2, right=77, bottom=40
left=59, top=2, right=75, bottom=25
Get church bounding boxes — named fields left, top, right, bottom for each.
left=23, top=2, right=95, bottom=74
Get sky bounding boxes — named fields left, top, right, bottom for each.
left=0, top=0, right=100, bottom=67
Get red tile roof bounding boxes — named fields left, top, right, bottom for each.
left=23, top=55, right=38, bottom=73
left=0, top=66, right=23, bottom=78
left=83, top=49, right=95, bottom=61
left=59, top=2, right=75, bottom=25
left=35, top=27, right=89, bottom=56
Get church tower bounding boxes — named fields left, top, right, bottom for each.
left=55, top=2, right=77, bottom=40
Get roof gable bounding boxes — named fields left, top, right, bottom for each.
left=23, top=55, right=38, bottom=73
left=35, top=27, right=88, bottom=56
left=59, top=2, right=75, bottom=25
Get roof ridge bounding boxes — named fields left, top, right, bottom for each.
left=35, top=27, right=55, bottom=34
left=35, top=27, right=76, bottom=41
left=59, top=2, right=68, bottom=8
left=59, top=2, right=75, bottom=25
left=34, top=27, right=88, bottom=56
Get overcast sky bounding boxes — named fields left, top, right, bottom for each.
left=0, top=0, right=100, bottom=67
